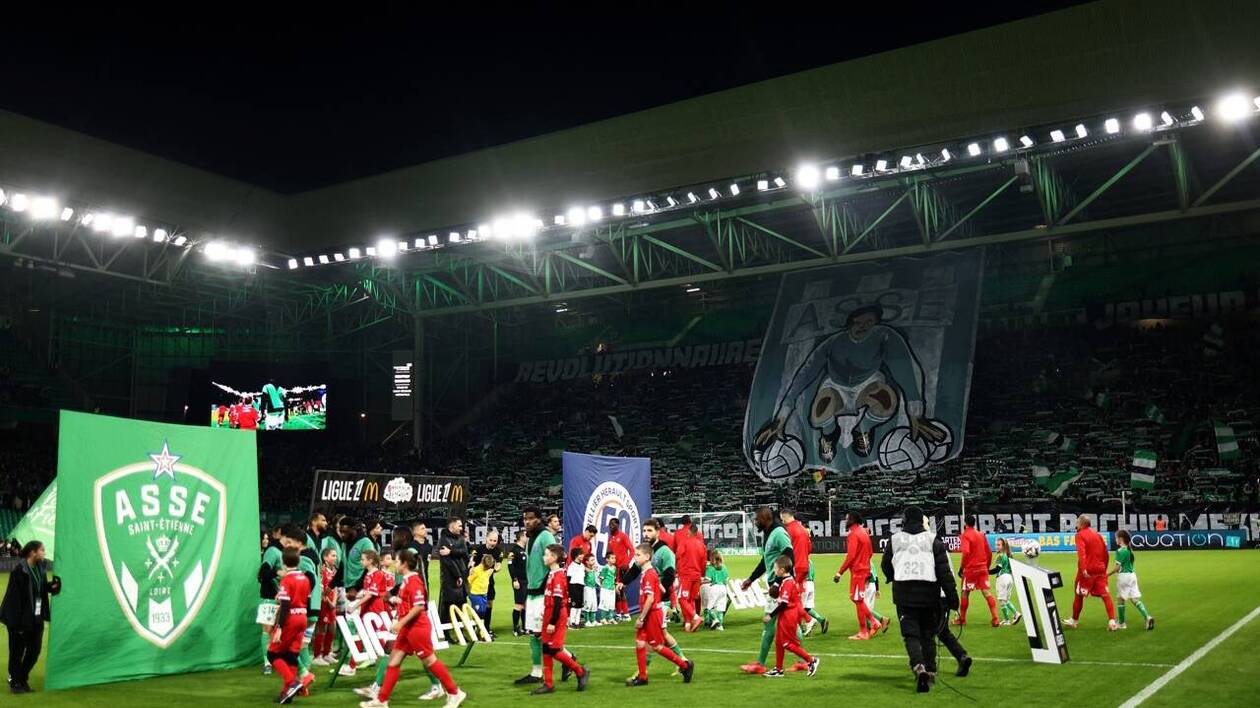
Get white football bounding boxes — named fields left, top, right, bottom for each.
left=926, top=421, right=953, bottom=462
left=878, top=427, right=929, bottom=472
left=1022, top=540, right=1041, bottom=559
left=760, top=436, right=805, bottom=480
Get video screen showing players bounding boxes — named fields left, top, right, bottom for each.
left=209, top=379, right=327, bottom=431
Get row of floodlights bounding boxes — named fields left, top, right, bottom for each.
left=290, top=93, right=1258, bottom=270
left=0, top=190, right=188, bottom=247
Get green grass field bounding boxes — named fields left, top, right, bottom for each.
left=3, top=551, right=1257, bottom=706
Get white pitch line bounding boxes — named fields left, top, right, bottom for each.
left=1119, top=604, right=1260, bottom=708
left=476, top=639, right=1173, bottom=669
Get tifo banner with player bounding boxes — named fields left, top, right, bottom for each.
left=561, top=451, right=651, bottom=612
left=744, top=250, right=983, bottom=483
left=310, top=470, right=469, bottom=516
left=47, top=411, right=260, bottom=690
left=11, top=478, right=58, bottom=560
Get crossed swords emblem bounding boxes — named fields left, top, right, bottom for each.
left=145, top=536, right=181, bottom=581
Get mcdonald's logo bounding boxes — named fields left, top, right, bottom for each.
left=450, top=483, right=464, bottom=503
left=363, top=481, right=380, bottom=502
left=447, top=602, right=491, bottom=643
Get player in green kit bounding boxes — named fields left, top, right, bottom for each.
left=989, top=539, right=1022, bottom=626
left=801, top=559, right=829, bottom=635
left=740, top=508, right=793, bottom=674
left=702, top=550, right=730, bottom=630
left=597, top=554, right=618, bottom=624
left=515, top=507, right=557, bottom=685
left=260, top=526, right=284, bottom=674
left=1109, top=529, right=1155, bottom=630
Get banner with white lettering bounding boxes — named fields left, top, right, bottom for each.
left=514, top=338, right=762, bottom=384
left=310, top=470, right=469, bottom=516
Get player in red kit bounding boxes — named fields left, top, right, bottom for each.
left=348, top=550, right=392, bottom=616
left=532, top=544, right=590, bottom=694
left=1063, top=516, right=1118, bottom=631
left=833, top=512, right=880, bottom=639
left=606, top=518, right=635, bottom=620
left=237, top=396, right=260, bottom=430
left=627, top=543, right=695, bottom=687
left=765, top=556, right=820, bottom=677
left=358, top=550, right=466, bottom=708
left=678, top=520, right=707, bottom=633
left=269, top=548, right=311, bottom=704
left=955, top=516, right=1000, bottom=627
left=312, top=547, right=339, bottom=664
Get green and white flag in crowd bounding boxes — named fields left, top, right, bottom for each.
left=1144, top=403, right=1167, bottom=424
left=1039, top=431, right=1076, bottom=452
left=10, top=479, right=58, bottom=560
left=1130, top=468, right=1156, bottom=490
left=1132, top=449, right=1157, bottom=469
left=1214, top=421, right=1241, bottom=461
left=46, top=411, right=260, bottom=690
left=1058, top=436, right=1078, bottom=453
left=1033, top=465, right=1082, bottom=497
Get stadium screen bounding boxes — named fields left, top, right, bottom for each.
left=208, top=378, right=327, bottom=431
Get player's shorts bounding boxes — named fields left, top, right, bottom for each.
left=962, top=569, right=990, bottom=592
left=678, top=576, right=702, bottom=604
left=996, top=574, right=1014, bottom=603
left=775, top=610, right=803, bottom=645
left=850, top=572, right=869, bottom=602
left=541, top=622, right=567, bottom=649
left=393, top=620, right=435, bottom=659
left=269, top=612, right=308, bottom=654
left=636, top=610, right=667, bottom=646
left=599, top=587, right=616, bottom=612
left=470, top=594, right=488, bottom=617
left=703, top=583, right=729, bottom=613
left=318, top=600, right=336, bottom=625
left=1116, top=572, right=1142, bottom=600
left=802, top=580, right=817, bottom=609
left=265, top=412, right=284, bottom=430
left=861, top=583, right=878, bottom=610
left=1074, top=572, right=1108, bottom=597
left=583, top=587, right=598, bottom=613
left=525, top=595, right=545, bottom=633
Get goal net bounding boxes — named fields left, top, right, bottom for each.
left=657, top=510, right=759, bottom=556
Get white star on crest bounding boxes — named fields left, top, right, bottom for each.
left=149, top=441, right=180, bottom=480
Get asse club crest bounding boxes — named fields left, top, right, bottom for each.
left=92, top=441, right=227, bottom=649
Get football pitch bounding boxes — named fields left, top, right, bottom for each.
left=3, top=550, right=1257, bottom=706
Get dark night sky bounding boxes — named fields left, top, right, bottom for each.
left=1, top=4, right=1083, bottom=193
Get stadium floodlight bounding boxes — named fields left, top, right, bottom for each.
left=685, top=286, right=701, bottom=293
left=318, top=254, right=330, bottom=264
left=1104, top=118, right=1120, bottom=134
left=757, top=179, right=769, bottom=191
left=612, top=202, right=627, bottom=215
left=205, top=241, right=229, bottom=262
left=133, top=225, right=147, bottom=239
left=1216, top=93, right=1251, bottom=122
left=1075, top=123, right=1088, bottom=138
left=413, top=237, right=424, bottom=249
left=449, top=231, right=461, bottom=243
left=774, top=176, right=787, bottom=188
left=234, top=248, right=255, bottom=266
left=707, top=187, right=720, bottom=200
left=111, top=216, right=135, bottom=238
left=796, top=164, right=821, bottom=190
left=993, top=138, right=1010, bottom=153
left=93, top=213, right=114, bottom=233
left=1160, top=111, right=1174, bottom=127
left=467, top=229, right=477, bottom=240
left=61, top=207, right=74, bottom=221
left=729, top=183, right=740, bottom=196
left=427, top=234, right=439, bottom=246
left=915, top=153, right=926, bottom=166
left=80, top=211, right=94, bottom=226
left=666, top=196, right=678, bottom=207
left=566, top=207, right=586, bottom=226
left=685, top=193, right=698, bottom=204
left=302, top=256, right=314, bottom=267
left=396, top=240, right=408, bottom=251
left=1190, top=106, right=1204, bottom=121
left=10, top=193, right=29, bottom=212
left=645, top=199, right=657, bottom=211
left=587, top=205, right=603, bottom=221
left=632, top=199, right=646, bottom=213
left=1050, top=129, right=1066, bottom=143
left=875, top=159, right=889, bottom=171
left=173, top=235, right=187, bottom=247
left=966, top=142, right=981, bottom=157
left=366, top=246, right=377, bottom=256
left=1133, top=112, right=1153, bottom=131
left=30, top=196, right=58, bottom=220
left=940, top=148, right=952, bottom=162
left=477, top=223, right=491, bottom=238
left=287, top=258, right=299, bottom=270
left=899, top=156, right=913, bottom=169
left=555, top=306, right=568, bottom=313
left=553, top=215, right=566, bottom=226
left=851, top=164, right=864, bottom=176
left=348, top=247, right=361, bottom=259
left=0, top=188, right=5, bottom=206
left=154, top=228, right=168, bottom=242
left=334, top=253, right=345, bottom=262
left=1255, top=96, right=1260, bottom=110
left=1019, top=135, right=1034, bottom=148
left=376, top=238, right=398, bottom=258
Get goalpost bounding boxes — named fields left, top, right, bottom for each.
left=656, top=510, right=760, bottom=555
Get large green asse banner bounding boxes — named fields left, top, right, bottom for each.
left=47, top=411, right=260, bottom=690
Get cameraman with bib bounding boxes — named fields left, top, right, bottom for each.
left=880, top=506, right=959, bottom=693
